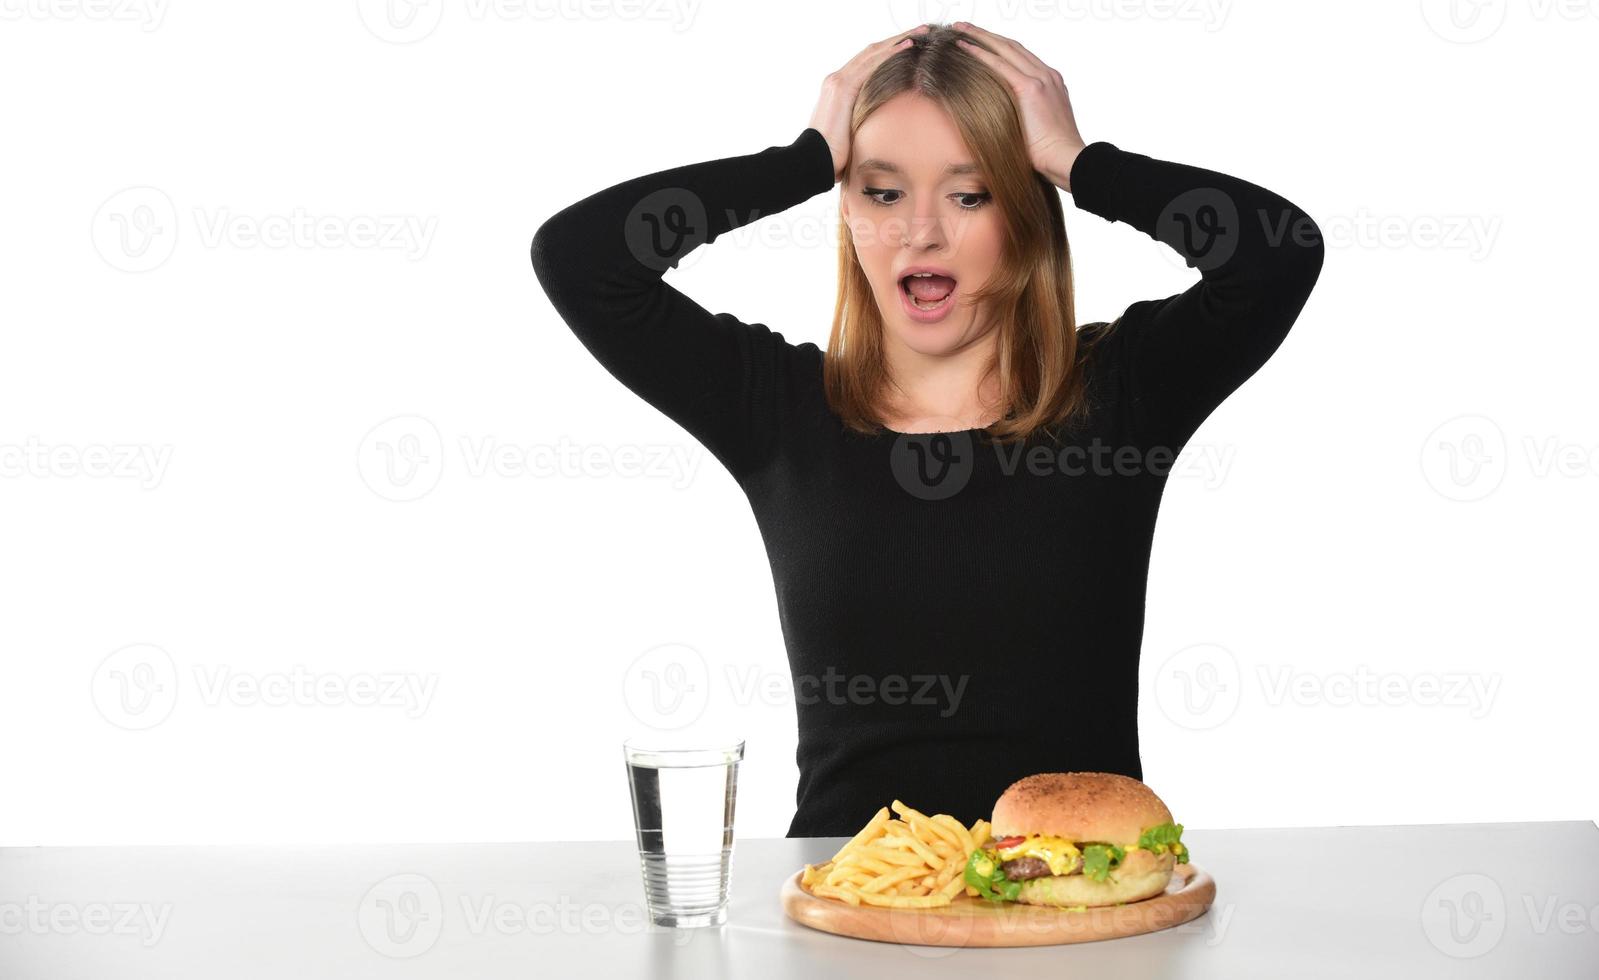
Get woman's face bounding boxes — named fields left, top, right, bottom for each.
left=841, top=92, right=1005, bottom=358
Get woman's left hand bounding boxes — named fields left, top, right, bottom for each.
left=953, top=22, right=1088, bottom=191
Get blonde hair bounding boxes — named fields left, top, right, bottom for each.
left=822, top=23, right=1113, bottom=446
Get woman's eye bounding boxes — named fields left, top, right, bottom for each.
left=861, top=189, right=992, bottom=210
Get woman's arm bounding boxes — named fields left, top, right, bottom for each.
left=1068, top=142, right=1325, bottom=449
left=952, top=22, right=1324, bottom=450
left=530, top=30, right=924, bottom=480
left=529, top=127, right=835, bottom=481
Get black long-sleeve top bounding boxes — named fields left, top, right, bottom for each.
left=531, top=126, right=1323, bottom=837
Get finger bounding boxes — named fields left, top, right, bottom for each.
left=861, top=23, right=931, bottom=62
left=955, top=21, right=1042, bottom=69
left=871, top=23, right=931, bottom=60
left=841, top=25, right=927, bottom=82
left=855, top=37, right=912, bottom=76
left=881, top=22, right=931, bottom=44
left=840, top=24, right=927, bottom=76
left=954, top=34, right=1035, bottom=93
left=954, top=21, right=1056, bottom=80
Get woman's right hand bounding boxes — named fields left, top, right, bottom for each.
left=807, top=24, right=930, bottom=184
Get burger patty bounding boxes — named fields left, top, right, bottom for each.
left=999, top=857, right=1053, bottom=880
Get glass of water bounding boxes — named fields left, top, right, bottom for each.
left=623, top=737, right=744, bottom=928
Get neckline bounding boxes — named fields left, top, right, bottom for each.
left=808, top=350, right=1002, bottom=438
left=876, top=422, right=993, bottom=437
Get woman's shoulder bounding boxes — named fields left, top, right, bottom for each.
left=1075, top=317, right=1125, bottom=382
left=1076, top=317, right=1117, bottom=347
left=1069, top=316, right=1133, bottom=427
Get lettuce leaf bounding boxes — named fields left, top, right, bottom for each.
left=1136, top=822, right=1190, bottom=864
left=963, top=848, right=1022, bottom=902
left=966, top=823, right=1191, bottom=898
left=1079, top=843, right=1126, bottom=882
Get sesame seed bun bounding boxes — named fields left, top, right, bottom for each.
left=990, top=772, right=1175, bottom=846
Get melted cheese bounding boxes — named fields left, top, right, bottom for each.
left=994, top=835, right=1083, bottom=876
left=991, top=835, right=1164, bottom=876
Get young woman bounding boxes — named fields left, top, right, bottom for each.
left=531, top=22, right=1323, bottom=836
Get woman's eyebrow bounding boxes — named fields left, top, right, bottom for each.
left=855, top=159, right=983, bottom=177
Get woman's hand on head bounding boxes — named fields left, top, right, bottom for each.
left=808, top=24, right=931, bottom=184
left=951, top=22, right=1088, bottom=191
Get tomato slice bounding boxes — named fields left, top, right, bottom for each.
left=991, top=835, right=1026, bottom=850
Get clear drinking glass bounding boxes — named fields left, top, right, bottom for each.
left=623, top=737, right=744, bottom=927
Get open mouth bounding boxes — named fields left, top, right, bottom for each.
left=899, top=271, right=958, bottom=320
left=901, top=271, right=958, bottom=309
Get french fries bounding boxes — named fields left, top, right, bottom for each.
left=799, top=800, right=992, bottom=909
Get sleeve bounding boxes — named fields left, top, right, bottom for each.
left=1068, top=141, right=1325, bottom=450
left=529, top=127, right=838, bottom=481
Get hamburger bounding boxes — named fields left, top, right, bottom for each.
left=964, top=772, right=1189, bottom=909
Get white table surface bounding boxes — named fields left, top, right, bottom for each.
left=2, top=821, right=1595, bottom=978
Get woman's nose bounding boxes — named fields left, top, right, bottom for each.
left=898, top=210, right=949, bottom=250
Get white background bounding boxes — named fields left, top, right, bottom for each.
left=1, top=1, right=1594, bottom=846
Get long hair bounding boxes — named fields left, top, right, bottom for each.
left=822, top=23, right=1114, bottom=446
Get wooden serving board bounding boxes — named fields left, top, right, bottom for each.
left=780, top=862, right=1215, bottom=947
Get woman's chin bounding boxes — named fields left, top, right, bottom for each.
left=885, top=314, right=971, bottom=354
left=888, top=328, right=963, bottom=356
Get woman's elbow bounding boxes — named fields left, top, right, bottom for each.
left=530, top=219, right=561, bottom=281
left=1282, top=209, right=1325, bottom=293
